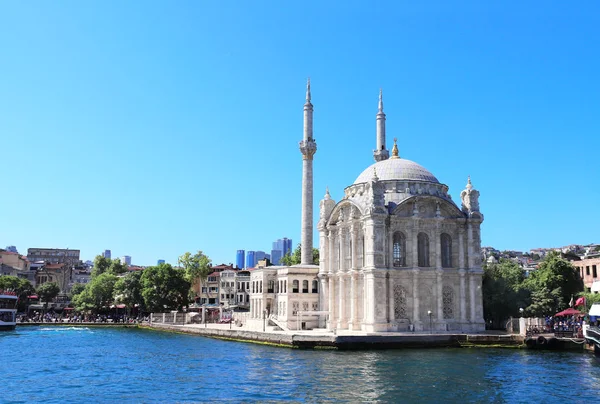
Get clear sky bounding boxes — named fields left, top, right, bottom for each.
left=1, top=1, right=599, bottom=266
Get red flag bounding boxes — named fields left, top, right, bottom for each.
left=575, top=296, right=586, bottom=307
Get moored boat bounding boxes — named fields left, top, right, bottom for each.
left=0, top=290, right=18, bottom=330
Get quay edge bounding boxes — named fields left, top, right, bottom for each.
left=146, top=323, right=524, bottom=350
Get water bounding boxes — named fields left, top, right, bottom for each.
left=3, top=327, right=600, bottom=403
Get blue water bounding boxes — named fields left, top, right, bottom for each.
left=2, top=327, right=600, bottom=403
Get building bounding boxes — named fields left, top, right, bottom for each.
left=27, top=248, right=81, bottom=293
left=249, top=84, right=485, bottom=332
left=102, top=250, right=112, bottom=259
left=157, top=259, right=165, bottom=265
left=0, top=250, right=30, bottom=279
left=121, top=256, right=132, bottom=266
left=573, top=258, right=600, bottom=290
left=194, top=263, right=237, bottom=305
left=219, top=269, right=251, bottom=308
left=270, top=249, right=283, bottom=266
left=236, top=250, right=245, bottom=269
left=271, top=238, right=292, bottom=265
left=246, top=251, right=256, bottom=269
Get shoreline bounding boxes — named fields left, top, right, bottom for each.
left=16, top=322, right=592, bottom=352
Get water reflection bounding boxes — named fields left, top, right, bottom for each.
left=4, top=328, right=600, bottom=403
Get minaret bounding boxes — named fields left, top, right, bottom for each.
left=299, top=78, right=317, bottom=265
left=373, top=89, right=389, bottom=162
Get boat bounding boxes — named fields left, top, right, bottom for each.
left=0, top=290, right=18, bottom=330
left=584, top=303, right=600, bottom=356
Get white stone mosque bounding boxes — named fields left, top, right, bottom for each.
left=248, top=81, right=485, bottom=333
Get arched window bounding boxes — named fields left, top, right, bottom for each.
left=292, top=280, right=299, bottom=293
left=302, top=280, right=309, bottom=293
left=418, top=232, right=430, bottom=267
left=443, top=286, right=454, bottom=319
left=441, top=233, right=452, bottom=268
left=393, top=232, right=406, bottom=267
left=312, top=280, right=318, bottom=293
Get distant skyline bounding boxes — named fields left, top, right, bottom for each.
left=2, top=2, right=598, bottom=265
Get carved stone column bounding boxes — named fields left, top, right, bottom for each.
left=459, top=269, right=466, bottom=322
left=469, top=272, right=476, bottom=322
left=328, top=276, right=336, bottom=328
left=436, top=270, right=443, bottom=322
left=337, top=274, right=347, bottom=329
left=349, top=271, right=358, bottom=330
left=412, top=269, right=420, bottom=323
left=328, top=226, right=336, bottom=274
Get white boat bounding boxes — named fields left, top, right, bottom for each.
left=0, top=290, right=18, bottom=330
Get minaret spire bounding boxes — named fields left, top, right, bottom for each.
left=299, top=79, right=317, bottom=265
left=373, top=88, right=389, bottom=162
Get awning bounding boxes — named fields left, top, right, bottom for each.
left=589, top=304, right=600, bottom=317
left=63, top=307, right=74, bottom=310
left=28, top=295, right=39, bottom=299
left=116, top=304, right=126, bottom=309
left=592, top=282, right=600, bottom=293
left=554, top=308, right=583, bottom=317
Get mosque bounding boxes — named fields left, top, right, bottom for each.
left=248, top=82, right=485, bottom=333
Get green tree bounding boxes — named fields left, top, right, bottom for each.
left=91, top=256, right=128, bottom=277
left=178, top=251, right=212, bottom=301
left=482, top=260, right=529, bottom=328
left=0, top=275, right=35, bottom=311
left=141, top=263, right=190, bottom=312
left=73, top=273, right=118, bottom=313
left=37, top=282, right=60, bottom=313
left=70, top=283, right=86, bottom=298
left=114, top=271, right=144, bottom=312
left=524, top=251, right=583, bottom=316
left=280, top=244, right=320, bottom=266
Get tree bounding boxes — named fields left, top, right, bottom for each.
left=91, top=256, right=128, bottom=277
left=482, top=260, right=529, bottom=328
left=72, top=273, right=118, bottom=313
left=140, top=263, right=190, bottom=312
left=37, top=282, right=60, bottom=313
left=0, top=275, right=35, bottom=311
left=280, top=244, right=319, bottom=266
left=178, top=251, right=212, bottom=301
left=114, top=271, right=144, bottom=312
left=70, top=283, right=86, bottom=298
left=524, top=251, right=583, bottom=316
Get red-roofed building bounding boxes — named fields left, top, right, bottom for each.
left=0, top=250, right=31, bottom=279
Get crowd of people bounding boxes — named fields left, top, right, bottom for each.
left=17, top=312, right=149, bottom=324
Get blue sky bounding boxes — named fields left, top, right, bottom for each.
left=1, top=1, right=598, bottom=266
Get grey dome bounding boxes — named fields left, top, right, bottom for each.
left=354, top=158, right=439, bottom=184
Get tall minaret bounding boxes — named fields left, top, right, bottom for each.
left=299, top=78, right=317, bottom=265
left=373, top=89, right=389, bottom=162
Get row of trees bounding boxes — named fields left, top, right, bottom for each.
left=483, top=251, right=585, bottom=328
left=71, top=252, right=212, bottom=313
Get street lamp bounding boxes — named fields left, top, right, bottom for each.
left=427, top=310, right=433, bottom=334
left=519, top=307, right=524, bottom=317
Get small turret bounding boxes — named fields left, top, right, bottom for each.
left=460, top=176, right=480, bottom=215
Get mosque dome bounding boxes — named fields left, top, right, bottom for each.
left=353, top=158, right=439, bottom=184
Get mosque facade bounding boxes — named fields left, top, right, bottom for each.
left=248, top=83, right=485, bottom=333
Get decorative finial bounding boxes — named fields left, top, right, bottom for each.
left=324, top=186, right=331, bottom=200
left=466, top=176, right=473, bottom=190
left=391, top=137, right=399, bottom=159
left=306, top=77, right=311, bottom=102
left=378, top=88, right=383, bottom=112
